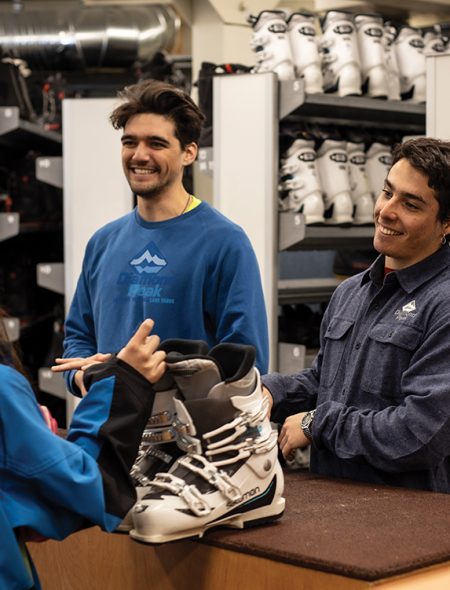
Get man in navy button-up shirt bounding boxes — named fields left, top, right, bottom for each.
left=264, top=137, right=450, bottom=492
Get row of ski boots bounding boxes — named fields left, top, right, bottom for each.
left=248, top=9, right=433, bottom=102
left=279, top=138, right=393, bottom=226
left=119, top=339, right=285, bottom=544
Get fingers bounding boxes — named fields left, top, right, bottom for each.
left=51, top=353, right=111, bottom=372
left=128, top=318, right=155, bottom=347
left=74, top=370, right=88, bottom=397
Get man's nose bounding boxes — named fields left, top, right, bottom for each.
left=131, top=142, right=150, bottom=161
left=378, top=195, right=398, bottom=217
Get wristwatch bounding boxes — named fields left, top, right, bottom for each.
left=301, top=409, right=316, bottom=441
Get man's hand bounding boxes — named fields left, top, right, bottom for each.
left=52, top=352, right=113, bottom=397
left=279, top=412, right=310, bottom=459
left=52, top=352, right=112, bottom=373
left=117, top=318, right=166, bottom=384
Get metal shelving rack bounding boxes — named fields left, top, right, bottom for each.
left=213, top=73, right=426, bottom=373
left=0, top=106, right=65, bottom=396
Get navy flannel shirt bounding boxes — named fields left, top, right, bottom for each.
left=264, top=246, right=450, bottom=492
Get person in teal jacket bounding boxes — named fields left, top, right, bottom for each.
left=0, top=314, right=166, bottom=590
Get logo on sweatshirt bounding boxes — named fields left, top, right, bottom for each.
left=129, top=242, right=167, bottom=275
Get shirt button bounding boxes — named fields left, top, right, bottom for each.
left=355, top=343, right=361, bottom=350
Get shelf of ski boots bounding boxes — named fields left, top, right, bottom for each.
left=279, top=79, right=425, bottom=131
left=248, top=9, right=442, bottom=111
left=279, top=212, right=374, bottom=251
left=0, top=106, right=62, bottom=153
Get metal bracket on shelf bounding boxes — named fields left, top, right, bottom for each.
left=0, top=106, right=20, bottom=135
left=0, top=212, right=19, bottom=242
left=36, top=157, right=63, bottom=188
left=279, top=79, right=306, bottom=120
left=0, top=106, right=62, bottom=151
left=279, top=211, right=375, bottom=251
left=278, top=342, right=306, bottom=375
left=278, top=278, right=342, bottom=304
left=36, top=263, right=65, bottom=294
left=197, top=147, right=213, bottom=176
left=38, top=368, right=67, bottom=399
left=2, top=317, right=20, bottom=342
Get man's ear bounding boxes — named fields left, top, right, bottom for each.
left=183, top=142, right=198, bottom=166
left=443, top=218, right=450, bottom=237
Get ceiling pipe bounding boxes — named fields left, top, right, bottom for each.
left=0, top=2, right=180, bottom=70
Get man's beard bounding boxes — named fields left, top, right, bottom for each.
left=128, top=176, right=172, bottom=200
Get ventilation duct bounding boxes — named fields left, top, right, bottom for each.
left=0, top=2, right=180, bottom=70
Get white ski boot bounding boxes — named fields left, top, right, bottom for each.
left=316, top=139, right=354, bottom=225
left=287, top=12, right=323, bottom=93
left=319, top=10, right=362, bottom=96
left=347, top=142, right=374, bottom=225
left=279, top=138, right=325, bottom=224
left=249, top=10, right=295, bottom=81
left=382, top=23, right=401, bottom=101
left=354, top=13, right=388, bottom=98
left=423, top=25, right=448, bottom=55
left=394, top=25, right=426, bottom=102
left=117, top=338, right=209, bottom=532
left=130, top=343, right=285, bottom=544
left=365, top=142, right=393, bottom=197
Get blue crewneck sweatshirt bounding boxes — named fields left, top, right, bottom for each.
left=64, top=202, right=268, bottom=393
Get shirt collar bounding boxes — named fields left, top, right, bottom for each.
left=361, top=246, right=450, bottom=293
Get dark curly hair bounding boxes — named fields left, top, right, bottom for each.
left=110, top=80, right=206, bottom=149
left=391, top=137, right=450, bottom=223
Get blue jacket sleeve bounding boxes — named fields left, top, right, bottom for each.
left=206, top=228, right=269, bottom=374
left=0, top=359, right=154, bottom=539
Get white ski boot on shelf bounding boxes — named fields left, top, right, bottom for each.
left=279, top=138, right=325, bottom=224
left=316, top=139, right=353, bottom=225
left=382, top=23, right=401, bottom=101
left=423, top=25, right=448, bottom=56
left=248, top=10, right=295, bottom=81
left=117, top=338, right=209, bottom=532
left=129, top=343, right=285, bottom=544
left=347, top=142, right=374, bottom=225
left=394, top=25, right=426, bottom=102
left=365, top=142, right=393, bottom=197
left=287, top=12, right=323, bottom=93
left=354, top=13, right=388, bottom=98
left=319, top=10, right=362, bottom=96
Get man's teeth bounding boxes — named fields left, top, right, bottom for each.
left=133, top=167, right=157, bottom=174
left=380, top=226, right=401, bottom=236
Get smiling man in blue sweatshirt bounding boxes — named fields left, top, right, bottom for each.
left=62, top=80, right=268, bottom=398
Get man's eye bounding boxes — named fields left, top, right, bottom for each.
left=382, top=188, right=392, bottom=198
left=405, top=201, right=419, bottom=210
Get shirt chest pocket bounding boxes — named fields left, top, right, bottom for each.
left=361, top=323, right=423, bottom=396
left=321, top=317, right=354, bottom=387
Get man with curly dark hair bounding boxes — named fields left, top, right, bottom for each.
left=264, top=137, right=450, bottom=493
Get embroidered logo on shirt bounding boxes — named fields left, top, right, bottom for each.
left=395, top=300, right=417, bottom=321
left=129, top=241, right=167, bottom=275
